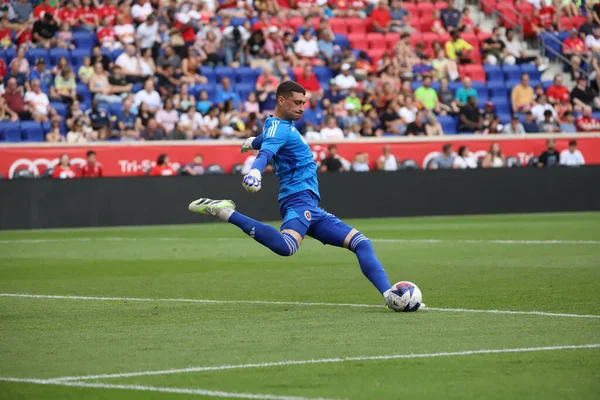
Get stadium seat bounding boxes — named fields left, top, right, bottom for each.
left=205, top=164, right=226, bottom=175
left=70, top=48, right=92, bottom=68
left=503, top=64, right=521, bottom=81
left=334, top=34, right=350, bottom=49
left=215, top=66, right=235, bottom=82
left=348, top=34, right=367, bottom=50
left=463, top=65, right=486, bottom=82
left=13, top=168, right=34, bottom=179
left=506, top=156, right=522, bottom=168
left=234, top=67, right=256, bottom=84
left=3, top=47, right=15, bottom=63
left=520, top=63, right=541, bottom=81
left=484, top=65, right=503, bottom=83
left=201, top=67, right=217, bottom=84
left=50, top=102, right=67, bottom=119
left=110, top=49, right=125, bottom=62
left=400, top=159, right=420, bottom=170
left=236, top=83, right=254, bottom=100
left=313, top=66, right=333, bottom=83
left=417, top=2, right=434, bottom=18
left=72, top=31, right=95, bottom=50
left=329, top=18, right=347, bottom=34
left=481, top=0, right=497, bottom=14
left=0, top=121, right=21, bottom=142
left=27, top=48, right=50, bottom=66
left=21, top=121, right=44, bottom=142
left=49, top=48, right=71, bottom=66
left=438, top=115, right=457, bottom=135
left=346, top=18, right=367, bottom=34
left=109, top=103, right=122, bottom=116
left=76, top=83, right=92, bottom=104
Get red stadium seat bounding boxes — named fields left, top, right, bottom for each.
left=461, top=32, right=478, bottom=47
left=417, top=2, right=434, bottom=18
left=559, top=16, right=574, bottom=31
left=346, top=17, right=366, bottom=34
left=349, top=34, right=368, bottom=50
left=367, top=49, right=386, bottom=68
left=477, top=31, right=492, bottom=46
left=385, top=33, right=401, bottom=50
left=367, top=32, right=384, bottom=42
left=420, top=17, right=434, bottom=33
left=410, top=16, right=421, bottom=30
left=481, top=0, right=496, bottom=15
left=288, top=17, right=304, bottom=32
left=462, top=65, right=486, bottom=82
left=292, top=66, right=303, bottom=79
left=572, top=16, right=585, bottom=29
left=328, top=18, right=347, bottom=34
left=403, top=2, right=417, bottom=15
left=434, top=2, right=448, bottom=11
left=516, top=2, right=534, bottom=17
left=411, top=33, right=426, bottom=49
left=497, top=4, right=519, bottom=28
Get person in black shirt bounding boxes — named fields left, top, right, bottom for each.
left=579, top=13, right=597, bottom=39
left=380, top=101, right=402, bottom=134
left=91, top=46, right=112, bottom=72
left=156, top=65, right=182, bottom=97
left=537, top=138, right=560, bottom=167
left=32, top=12, right=58, bottom=48
left=85, top=99, right=111, bottom=132
left=108, top=65, right=132, bottom=97
left=245, top=29, right=266, bottom=61
left=458, top=96, right=482, bottom=133
left=405, top=110, right=427, bottom=136
left=319, top=145, right=345, bottom=173
left=483, top=27, right=506, bottom=65
left=571, top=76, right=600, bottom=111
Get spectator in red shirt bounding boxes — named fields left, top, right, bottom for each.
left=78, top=150, right=103, bottom=178
left=149, top=154, right=177, bottom=177
left=76, top=0, right=99, bottom=33
left=255, top=66, right=280, bottom=92
left=97, top=18, right=118, bottom=50
left=52, top=154, right=77, bottom=179
left=546, top=74, right=571, bottom=110
left=295, top=64, right=323, bottom=96
left=562, top=28, right=587, bottom=79
left=56, top=1, right=79, bottom=27
left=33, top=0, right=56, bottom=20
left=370, top=1, right=392, bottom=33
left=576, top=106, right=600, bottom=132
left=534, top=3, right=556, bottom=33
left=97, top=0, right=118, bottom=26
left=0, top=17, right=12, bottom=49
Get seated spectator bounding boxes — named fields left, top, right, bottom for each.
left=264, top=27, right=285, bottom=60
left=85, top=100, right=111, bottom=135
left=503, top=115, right=526, bottom=134
left=77, top=0, right=99, bottom=33
left=10, top=47, right=30, bottom=77
left=303, top=97, right=325, bottom=133
left=319, top=145, right=347, bottom=172
left=134, top=79, right=161, bottom=113
left=295, top=30, right=321, bottom=65
left=340, top=103, right=359, bottom=130
left=546, top=74, right=571, bottom=109
left=429, top=10, right=446, bottom=35
left=320, top=115, right=344, bottom=140
left=456, top=76, right=477, bottom=107
left=482, top=142, right=505, bottom=168
left=155, top=98, right=179, bottom=133
left=66, top=118, right=90, bottom=144
left=180, top=105, right=206, bottom=138
left=415, top=76, right=439, bottom=113
left=344, top=88, right=362, bottom=111
left=28, top=58, right=52, bottom=93
left=131, top=0, right=153, bottom=25
left=579, top=12, right=596, bottom=39
left=116, top=98, right=138, bottom=140
left=483, top=27, right=506, bottom=65
left=560, top=140, right=585, bottom=166
left=360, top=117, right=383, bottom=137
left=388, top=0, right=412, bottom=33
left=576, top=106, right=600, bottom=132
left=369, top=1, right=391, bottom=33
left=563, top=28, right=588, bottom=79
left=45, top=119, right=64, bottom=142
left=522, top=111, right=539, bottom=133
left=4, top=60, right=27, bottom=89
left=453, top=145, right=477, bottom=169
left=13, top=0, right=33, bottom=24
left=51, top=67, right=77, bottom=106
left=24, top=79, right=56, bottom=122
left=32, top=12, right=58, bottom=49
left=481, top=102, right=498, bottom=131
left=399, top=95, right=418, bottom=124
left=585, top=26, right=600, bottom=56
left=216, top=77, right=242, bottom=111
left=538, top=109, right=560, bottom=133
left=559, top=111, right=577, bottom=133
left=352, top=153, right=370, bottom=172
left=571, top=76, right=600, bottom=112
left=184, top=154, right=205, bottom=176
left=97, top=17, right=118, bottom=50
left=531, top=94, right=556, bottom=123
left=140, top=118, right=165, bottom=140
left=380, top=101, right=403, bottom=134
left=425, top=114, right=444, bottom=136
left=78, top=150, right=103, bottom=178
left=441, top=0, right=461, bottom=32
left=2, top=78, right=29, bottom=120
left=138, top=48, right=156, bottom=79
left=504, top=28, right=546, bottom=70
left=52, top=154, right=77, bottom=179
left=15, top=21, right=33, bottom=49
left=88, top=62, right=122, bottom=104
left=511, top=73, right=534, bottom=113
left=429, top=143, right=455, bottom=169
left=445, top=29, right=474, bottom=64
left=196, top=90, right=212, bottom=114
left=168, top=121, right=191, bottom=140
left=317, top=30, right=335, bottom=67
left=458, top=96, right=483, bottom=133
left=256, top=66, right=280, bottom=93
left=149, top=154, right=176, bottom=176
left=91, top=46, right=111, bottom=72
left=531, top=2, right=557, bottom=35
left=243, top=92, right=260, bottom=117
left=405, top=110, right=427, bottom=136
left=536, top=138, right=560, bottom=167
left=203, top=106, right=221, bottom=138
left=78, top=57, right=94, bottom=85
left=115, top=44, right=142, bottom=82
left=334, top=63, right=358, bottom=93
left=437, top=77, right=460, bottom=115
left=375, top=145, right=397, bottom=171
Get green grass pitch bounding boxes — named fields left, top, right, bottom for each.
left=0, top=212, right=599, bottom=400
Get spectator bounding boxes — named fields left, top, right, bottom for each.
left=134, top=79, right=161, bottom=113
left=375, top=145, right=398, bottom=171
left=203, top=106, right=221, bottom=138
left=360, top=117, right=383, bottom=137
left=523, top=111, right=539, bottom=133
left=482, top=142, right=505, bottom=168
left=180, top=105, right=206, bottom=138
left=89, top=62, right=122, bottom=104
left=140, top=118, right=165, bottom=141
left=538, top=109, right=560, bottom=133
left=66, top=118, right=89, bottom=143
left=131, top=0, right=153, bottom=25
left=438, top=77, right=460, bottom=115
left=303, top=97, right=324, bottom=133
left=184, top=154, right=205, bottom=176
left=483, top=27, right=506, bottom=65
left=109, top=65, right=133, bottom=97
left=399, top=95, right=418, bottom=124
left=534, top=2, right=557, bottom=34
left=511, top=73, right=534, bottom=113
left=30, top=58, right=54, bottom=92
left=429, top=143, right=455, bottom=169
left=78, top=150, right=103, bottom=178
left=155, top=97, right=179, bottom=133
left=445, top=30, right=473, bottom=64
left=320, top=115, right=344, bottom=140
left=458, top=96, right=482, bottom=133
left=295, top=64, right=322, bottom=96
left=504, top=28, right=546, bottom=70
left=45, top=119, right=64, bottom=142
left=344, top=88, right=361, bottom=111
left=117, top=98, right=138, bottom=140
left=222, top=19, right=249, bottom=67
left=24, top=79, right=56, bottom=122
left=168, top=121, right=190, bottom=140
left=91, top=46, right=111, bottom=72
left=77, top=0, right=99, bottom=33
left=85, top=99, right=111, bottom=134
left=537, top=138, right=560, bottom=167
left=97, top=17, right=118, bottom=50
left=579, top=12, right=596, bottom=39
left=503, top=115, right=526, bottom=134
left=334, top=63, right=358, bottom=92
left=32, top=12, right=58, bottom=49
left=571, top=76, right=600, bottom=112
left=136, top=13, right=159, bottom=56
left=560, top=140, right=585, bottom=166
left=370, top=1, right=391, bottom=33
left=585, top=26, right=600, bottom=56
left=559, top=111, right=578, bottom=133
left=453, top=145, right=477, bottom=169
left=481, top=102, right=498, bottom=132
left=531, top=94, right=556, bottom=123
left=10, top=47, right=30, bottom=76
left=294, top=30, right=321, bottom=64
left=139, top=48, right=156, bottom=79
left=5, top=59, right=27, bottom=89
left=456, top=76, right=477, bottom=107
left=0, top=95, right=17, bottom=123
left=429, top=9, right=446, bottom=35
left=2, top=78, right=29, bottom=120
left=563, top=28, right=587, bottom=78
left=405, top=110, right=427, bottom=136
left=12, top=0, right=33, bottom=23
left=414, top=75, right=439, bottom=113
left=380, top=101, right=403, bottom=134
left=340, top=103, right=359, bottom=130
left=423, top=114, right=442, bottom=135
left=576, top=106, right=600, bottom=132
left=389, top=0, right=412, bottom=33
left=441, top=0, right=461, bottom=32
left=319, top=145, right=347, bottom=172
left=215, top=77, right=242, bottom=111
left=352, top=153, right=370, bottom=172
left=149, top=154, right=176, bottom=176
left=51, top=67, right=77, bottom=106
left=243, top=92, right=260, bottom=117
left=52, top=154, right=77, bottom=179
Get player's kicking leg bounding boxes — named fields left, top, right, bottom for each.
left=189, top=198, right=304, bottom=256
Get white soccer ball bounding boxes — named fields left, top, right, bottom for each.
left=386, top=281, right=423, bottom=312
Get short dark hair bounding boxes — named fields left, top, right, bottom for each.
left=569, top=139, right=577, bottom=146
left=86, top=150, right=96, bottom=157
left=443, top=143, right=452, bottom=152
left=276, top=80, right=306, bottom=98
left=157, top=154, right=168, bottom=166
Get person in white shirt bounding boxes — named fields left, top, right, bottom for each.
left=114, top=15, right=136, bottom=46
left=334, top=63, right=358, bottom=91
left=24, top=79, right=54, bottom=122
left=320, top=116, right=344, bottom=140
left=531, top=94, right=556, bottom=122
left=136, top=14, right=159, bottom=52
left=134, top=79, right=162, bottom=113
left=399, top=95, right=418, bottom=124
left=352, top=153, right=370, bottom=172
left=376, top=145, right=398, bottom=171
left=560, top=140, right=585, bottom=167
left=453, top=145, right=478, bottom=169
left=131, top=0, right=153, bottom=24
left=585, top=26, right=600, bottom=54
left=294, top=30, right=320, bottom=59
left=115, top=44, right=142, bottom=80
left=180, top=105, right=206, bottom=137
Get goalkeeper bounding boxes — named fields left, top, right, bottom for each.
left=189, top=81, right=392, bottom=299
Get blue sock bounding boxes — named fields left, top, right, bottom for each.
left=228, top=211, right=298, bottom=257
left=349, top=233, right=391, bottom=294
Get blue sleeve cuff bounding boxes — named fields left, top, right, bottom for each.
left=250, top=149, right=274, bottom=173
left=251, top=134, right=264, bottom=150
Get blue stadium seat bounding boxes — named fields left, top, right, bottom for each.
left=215, top=66, right=235, bottom=82
left=484, top=65, right=503, bottom=83
left=541, top=80, right=553, bottom=91
left=236, top=83, right=254, bottom=101
left=72, top=31, right=96, bottom=50
left=76, top=83, right=92, bottom=103
left=438, top=115, right=456, bottom=135
left=97, top=102, right=111, bottom=113
left=333, top=34, right=350, bottom=48
left=448, top=81, right=461, bottom=93
left=503, top=64, right=521, bottom=81
left=539, top=32, right=562, bottom=61
left=520, top=63, right=540, bottom=81
left=592, top=112, right=600, bottom=121
left=313, top=66, right=333, bottom=84
left=49, top=48, right=71, bottom=66
left=505, top=79, right=520, bottom=91
left=235, top=67, right=258, bottom=84
left=497, top=113, right=512, bottom=125
left=110, top=49, right=124, bottom=62
left=488, top=85, right=508, bottom=98
left=27, top=48, right=50, bottom=66
left=472, top=82, right=487, bottom=99
left=71, top=48, right=92, bottom=68
left=50, top=102, right=67, bottom=118
left=0, top=121, right=21, bottom=142
left=202, top=67, right=217, bottom=83
left=3, top=47, right=15, bottom=63
left=131, top=82, right=143, bottom=93
left=20, top=121, right=44, bottom=142
left=231, top=17, right=247, bottom=26
left=109, top=103, right=122, bottom=116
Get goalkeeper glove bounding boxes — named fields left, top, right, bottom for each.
left=242, top=169, right=262, bottom=193
left=241, top=137, right=255, bottom=153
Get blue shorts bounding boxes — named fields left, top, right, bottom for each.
left=279, top=191, right=354, bottom=248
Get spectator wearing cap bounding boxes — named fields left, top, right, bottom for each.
left=536, top=139, right=560, bottom=167
left=559, top=111, right=578, bottom=133
left=455, top=76, right=477, bottom=107
left=458, top=96, right=482, bottom=133
left=216, top=77, right=242, bottom=112
left=32, top=9, right=58, bottom=49
left=531, top=94, right=556, bottom=123
left=295, top=64, right=322, bottom=96
left=576, top=106, right=600, bottom=132
left=481, top=101, right=498, bottom=131
left=538, top=109, right=560, bottom=133
left=503, top=115, right=526, bottom=134
left=222, top=16, right=250, bottom=67
left=415, top=75, right=439, bottom=113
left=29, top=58, right=53, bottom=92
left=571, top=76, right=600, bottom=112
left=370, top=1, right=391, bottom=33
left=511, top=73, right=534, bottom=113
left=334, top=63, right=358, bottom=93
left=429, top=144, right=455, bottom=169
left=560, top=140, right=585, bottom=166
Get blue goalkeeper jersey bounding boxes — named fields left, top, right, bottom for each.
left=260, top=116, right=320, bottom=201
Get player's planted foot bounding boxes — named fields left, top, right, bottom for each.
left=188, top=198, right=236, bottom=221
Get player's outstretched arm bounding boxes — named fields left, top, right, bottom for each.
left=242, top=149, right=274, bottom=193
left=241, top=134, right=264, bottom=153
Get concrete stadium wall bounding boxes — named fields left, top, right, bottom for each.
left=1, top=167, right=599, bottom=230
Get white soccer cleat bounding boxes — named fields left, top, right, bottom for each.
left=188, top=198, right=236, bottom=221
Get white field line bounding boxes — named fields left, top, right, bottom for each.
left=48, top=344, right=600, bottom=382
left=0, top=378, right=336, bottom=400
left=0, top=237, right=599, bottom=245
left=1, top=293, right=599, bottom=319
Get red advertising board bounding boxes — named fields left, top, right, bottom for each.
left=1, top=135, right=598, bottom=179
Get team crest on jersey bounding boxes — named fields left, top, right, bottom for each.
left=304, top=211, right=311, bottom=221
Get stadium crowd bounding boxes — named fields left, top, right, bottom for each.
left=0, top=0, right=597, bottom=144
